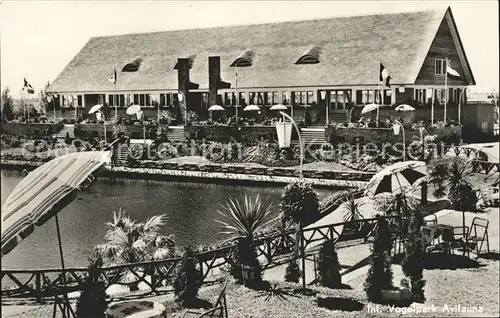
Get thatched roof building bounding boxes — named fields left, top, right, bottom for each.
left=48, top=7, right=475, bottom=125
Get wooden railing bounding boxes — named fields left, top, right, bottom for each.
left=1, top=228, right=295, bottom=302
left=2, top=215, right=403, bottom=303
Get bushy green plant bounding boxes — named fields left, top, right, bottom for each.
left=284, top=260, right=301, bottom=283
left=1, top=87, right=15, bottom=121
left=173, top=246, right=203, bottom=307
left=428, top=157, right=477, bottom=211
left=316, top=238, right=341, bottom=288
left=364, top=216, right=393, bottom=303
left=95, top=209, right=176, bottom=291
left=280, top=181, right=320, bottom=227
left=185, top=111, right=199, bottom=125
left=215, top=195, right=277, bottom=285
left=76, top=253, right=108, bottom=318
left=402, top=207, right=426, bottom=303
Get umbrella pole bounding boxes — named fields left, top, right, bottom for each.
left=54, top=214, right=75, bottom=317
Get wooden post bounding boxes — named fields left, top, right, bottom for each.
left=300, top=226, right=306, bottom=290
left=36, top=272, right=42, bottom=303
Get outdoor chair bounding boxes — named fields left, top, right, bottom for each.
left=181, top=279, right=228, bottom=318
left=466, top=217, right=490, bottom=259
left=423, top=214, right=438, bottom=226
left=441, top=226, right=469, bottom=255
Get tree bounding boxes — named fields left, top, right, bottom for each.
left=76, top=252, right=108, bottom=318
left=215, top=195, right=278, bottom=285
left=428, top=157, right=477, bottom=211
left=401, top=207, right=426, bottom=303
left=38, top=81, right=51, bottom=115
left=1, top=86, right=14, bottom=121
left=95, top=208, right=176, bottom=291
left=364, top=216, right=393, bottom=302
left=280, top=180, right=320, bottom=227
left=316, top=238, right=342, bottom=288
left=173, top=246, right=203, bottom=307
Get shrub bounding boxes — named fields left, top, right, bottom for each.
left=284, top=260, right=301, bottom=283
left=173, top=246, right=203, bottom=307
left=316, top=238, right=341, bottom=288
left=76, top=253, right=108, bottom=318
left=185, top=111, right=199, bottom=126
left=364, top=216, right=393, bottom=302
left=402, top=207, right=426, bottom=303
left=449, top=183, right=477, bottom=211
left=280, top=181, right=320, bottom=227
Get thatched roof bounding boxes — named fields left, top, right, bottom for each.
left=49, top=8, right=463, bottom=93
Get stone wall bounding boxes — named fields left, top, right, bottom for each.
left=0, top=157, right=372, bottom=188
left=184, top=125, right=279, bottom=142
left=325, top=126, right=462, bottom=144
left=74, top=123, right=159, bottom=140
left=1, top=123, right=64, bottom=137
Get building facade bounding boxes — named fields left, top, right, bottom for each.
left=48, top=7, right=475, bottom=125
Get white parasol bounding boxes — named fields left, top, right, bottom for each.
left=88, top=104, right=103, bottom=114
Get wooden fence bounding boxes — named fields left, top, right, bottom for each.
left=1, top=228, right=295, bottom=303
left=1, top=215, right=405, bottom=303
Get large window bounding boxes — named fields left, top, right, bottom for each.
left=291, top=91, right=313, bottom=106
left=434, top=89, right=446, bottom=104
left=61, top=95, right=83, bottom=108
left=159, top=93, right=174, bottom=107
left=131, top=93, right=155, bottom=107
left=435, top=59, right=446, bottom=75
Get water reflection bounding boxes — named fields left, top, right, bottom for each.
left=1, top=169, right=332, bottom=269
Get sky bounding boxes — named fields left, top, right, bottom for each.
left=1, top=0, right=498, bottom=98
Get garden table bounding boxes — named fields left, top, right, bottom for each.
left=106, top=300, right=167, bottom=318
left=421, top=224, right=454, bottom=248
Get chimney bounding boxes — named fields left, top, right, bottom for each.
left=177, top=58, right=190, bottom=123
left=208, top=56, right=221, bottom=107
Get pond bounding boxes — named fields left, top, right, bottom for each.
left=1, top=170, right=332, bottom=269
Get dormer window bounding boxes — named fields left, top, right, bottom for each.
left=122, top=57, right=143, bottom=72
left=295, top=46, right=321, bottom=64
left=230, top=50, right=254, bottom=67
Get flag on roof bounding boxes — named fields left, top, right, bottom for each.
left=446, top=60, right=460, bottom=78
left=108, top=69, right=117, bottom=84
left=380, top=63, right=391, bottom=87
left=23, top=78, right=34, bottom=94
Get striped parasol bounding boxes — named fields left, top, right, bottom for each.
left=1, top=151, right=112, bottom=256
left=365, top=161, right=427, bottom=197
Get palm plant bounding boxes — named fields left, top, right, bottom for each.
left=341, top=195, right=364, bottom=222
left=428, top=158, right=476, bottom=210
left=95, top=208, right=176, bottom=290
left=215, top=195, right=278, bottom=285
left=216, top=195, right=278, bottom=241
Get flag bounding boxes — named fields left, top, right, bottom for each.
left=23, top=78, right=34, bottom=94
left=446, top=60, right=460, bottom=78
left=108, top=69, right=117, bottom=84
left=379, top=63, right=391, bottom=87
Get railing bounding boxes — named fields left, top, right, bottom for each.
left=2, top=217, right=384, bottom=302
left=1, top=228, right=296, bottom=302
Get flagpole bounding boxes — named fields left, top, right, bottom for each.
left=377, top=63, right=380, bottom=126
left=114, top=69, right=117, bottom=119
left=235, top=69, right=238, bottom=126
left=444, top=58, right=448, bottom=123
left=27, top=94, right=30, bottom=122
left=53, top=96, right=56, bottom=122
